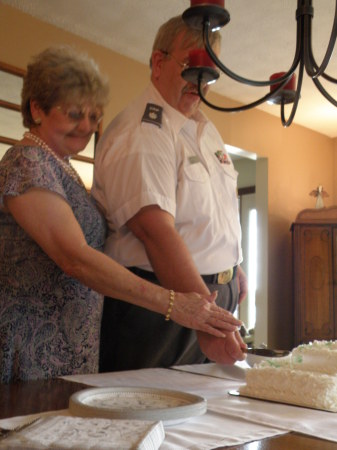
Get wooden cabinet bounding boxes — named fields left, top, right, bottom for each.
left=292, top=206, right=337, bottom=346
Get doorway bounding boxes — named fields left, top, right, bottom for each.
left=228, top=145, right=268, bottom=347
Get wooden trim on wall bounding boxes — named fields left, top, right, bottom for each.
left=238, top=186, right=256, bottom=196
left=0, top=61, right=26, bottom=77
left=0, top=136, right=18, bottom=146
left=238, top=185, right=256, bottom=219
left=0, top=99, right=21, bottom=112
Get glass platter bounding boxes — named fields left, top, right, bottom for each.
left=69, top=387, right=207, bottom=425
left=228, top=390, right=337, bottom=413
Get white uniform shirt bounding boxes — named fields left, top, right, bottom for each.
left=92, top=83, right=242, bottom=274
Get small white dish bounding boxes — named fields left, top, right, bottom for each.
left=69, top=387, right=207, bottom=426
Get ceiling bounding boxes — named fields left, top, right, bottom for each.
left=3, top=0, right=337, bottom=137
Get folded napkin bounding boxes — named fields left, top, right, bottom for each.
left=0, top=415, right=165, bottom=450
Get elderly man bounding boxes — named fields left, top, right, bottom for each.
left=92, top=15, right=247, bottom=372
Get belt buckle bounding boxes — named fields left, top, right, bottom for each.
left=217, top=268, right=233, bottom=284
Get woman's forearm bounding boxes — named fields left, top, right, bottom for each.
left=62, top=243, right=242, bottom=337
left=63, top=243, right=169, bottom=314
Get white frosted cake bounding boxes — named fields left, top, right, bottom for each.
left=291, top=340, right=337, bottom=374
left=240, top=340, right=337, bottom=411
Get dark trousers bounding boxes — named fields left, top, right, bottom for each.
left=99, top=268, right=239, bottom=373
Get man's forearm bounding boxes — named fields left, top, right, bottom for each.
left=144, top=227, right=210, bottom=294
left=127, top=206, right=210, bottom=294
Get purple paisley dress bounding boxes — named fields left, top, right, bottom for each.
left=0, top=146, right=106, bottom=383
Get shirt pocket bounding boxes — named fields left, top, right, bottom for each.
left=218, top=162, right=238, bottom=182
left=183, top=162, right=208, bottom=183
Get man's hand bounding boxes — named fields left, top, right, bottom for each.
left=237, top=266, right=248, bottom=304
left=197, top=329, right=247, bottom=365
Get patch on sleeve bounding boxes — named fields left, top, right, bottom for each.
left=141, top=103, right=163, bottom=128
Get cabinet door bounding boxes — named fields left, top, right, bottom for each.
left=334, top=227, right=337, bottom=334
left=293, top=225, right=334, bottom=345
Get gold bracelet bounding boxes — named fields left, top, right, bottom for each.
left=165, top=290, right=175, bottom=321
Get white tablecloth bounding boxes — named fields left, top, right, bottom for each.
left=2, top=363, right=337, bottom=449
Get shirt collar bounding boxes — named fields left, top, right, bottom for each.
left=148, top=82, right=208, bottom=134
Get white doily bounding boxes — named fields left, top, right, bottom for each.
left=0, top=415, right=165, bottom=449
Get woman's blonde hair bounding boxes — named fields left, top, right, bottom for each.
left=22, top=46, right=109, bottom=128
left=151, top=15, right=221, bottom=67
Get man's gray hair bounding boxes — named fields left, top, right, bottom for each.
left=150, top=15, right=221, bottom=68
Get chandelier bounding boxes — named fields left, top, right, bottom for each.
left=181, top=0, right=337, bottom=127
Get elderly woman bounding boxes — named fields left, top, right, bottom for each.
left=0, top=46, right=242, bottom=383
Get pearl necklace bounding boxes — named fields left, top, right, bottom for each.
left=24, top=131, right=85, bottom=188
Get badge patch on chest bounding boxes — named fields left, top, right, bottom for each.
left=188, top=155, right=200, bottom=165
left=142, top=103, right=163, bottom=128
left=215, top=150, right=230, bottom=164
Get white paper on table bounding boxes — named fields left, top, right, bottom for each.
left=62, top=365, right=337, bottom=445
left=0, top=409, right=286, bottom=450
left=207, top=393, right=337, bottom=443
left=161, top=407, right=286, bottom=450
left=60, top=366, right=289, bottom=449
left=170, top=361, right=248, bottom=381
left=62, top=367, right=243, bottom=399
left=3, top=365, right=329, bottom=450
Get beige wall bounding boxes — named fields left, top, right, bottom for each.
left=1, top=4, right=336, bottom=349
left=334, top=138, right=337, bottom=200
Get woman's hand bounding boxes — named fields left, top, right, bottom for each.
left=197, top=329, right=247, bottom=364
left=171, top=291, right=242, bottom=338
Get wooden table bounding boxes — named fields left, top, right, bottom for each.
left=0, top=378, right=336, bottom=449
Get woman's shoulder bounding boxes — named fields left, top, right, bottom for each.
left=1, top=145, right=49, bottom=167
left=0, top=144, right=66, bottom=200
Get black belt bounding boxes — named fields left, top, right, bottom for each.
left=128, top=266, right=237, bottom=285
left=201, top=266, right=237, bottom=285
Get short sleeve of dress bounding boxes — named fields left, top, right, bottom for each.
left=0, top=146, right=67, bottom=210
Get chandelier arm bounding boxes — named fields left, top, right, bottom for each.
left=280, top=93, right=300, bottom=127
left=303, top=0, right=337, bottom=78
left=304, top=41, right=337, bottom=83
left=307, top=47, right=337, bottom=83
left=197, top=76, right=289, bottom=113
left=181, top=0, right=337, bottom=127
left=312, top=76, right=337, bottom=106
left=319, top=72, right=337, bottom=84
left=203, top=21, right=298, bottom=87
left=280, top=59, right=304, bottom=127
